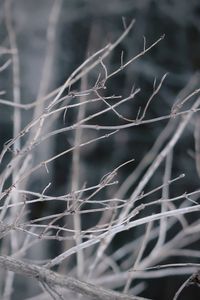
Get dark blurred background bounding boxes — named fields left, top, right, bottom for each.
left=0, top=0, right=200, bottom=299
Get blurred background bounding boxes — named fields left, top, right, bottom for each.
left=0, top=0, right=200, bottom=299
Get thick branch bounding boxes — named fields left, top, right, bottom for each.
left=0, top=256, right=150, bottom=300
